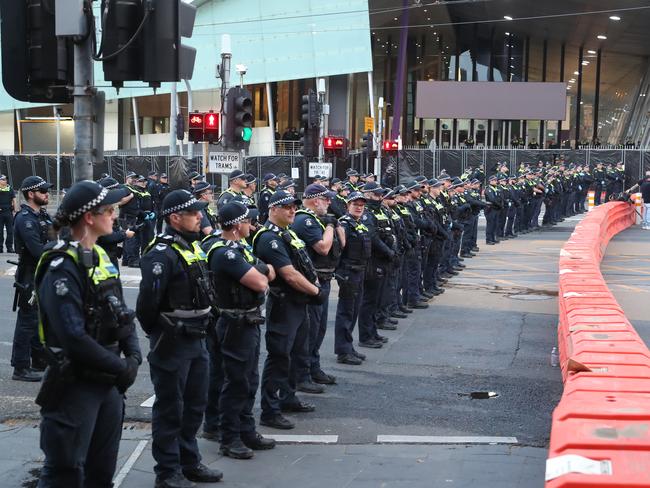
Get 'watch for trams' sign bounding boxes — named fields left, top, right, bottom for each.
left=208, top=151, right=241, bottom=174
left=308, top=162, right=332, bottom=178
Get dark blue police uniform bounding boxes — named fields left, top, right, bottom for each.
left=0, top=180, right=15, bottom=252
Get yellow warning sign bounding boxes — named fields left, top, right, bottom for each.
left=364, top=117, right=374, bottom=134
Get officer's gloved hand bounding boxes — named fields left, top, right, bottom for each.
left=310, top=286, right=328, bottom=305
left=116, top=356, right=140, bottom=394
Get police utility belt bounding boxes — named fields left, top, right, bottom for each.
left=161, top=308, right=212, bottom=338
left=219, top=306, right=265, bottom=326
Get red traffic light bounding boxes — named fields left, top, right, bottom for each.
left=206, top=112, right=218, bottom=129
left=383, top=140, right=399, bottom=151
left=324, top=136, right=345, bottom=150
left=189, top=112, right=204, bottom=129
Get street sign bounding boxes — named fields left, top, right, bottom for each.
left=364, top=116, right=374, bottom=134
left=308, top=162, right=332, bottom=178
left=208, top=151, right=241, bottom=174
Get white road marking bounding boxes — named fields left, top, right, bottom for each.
left=0, top=341, right=14, bottom=346
left=113, top=439, right=148, bottom=488
left=140, top=395, right=156, bottom=407
left=376, top=435, right=518, bottom=444
left=263, top=435, right=339, bottom=444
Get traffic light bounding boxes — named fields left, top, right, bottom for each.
left=102, top=0, right=144, bottom=89
left=141, top=0, right=197, bottom=87
left=204, top=111, right=220, bottom=144
left=324, top=136, right=348, bottom=159
left=224, top=87, right=253, bottom=150
left=0, top=0, right=73, bottom=103
left=188, top=112, right=205, bottom=143
left=361, top=131, right=374, bottom=159
left=383, top=140, right=399, bottom=152
left=301, top=89, right=320, bottom=128
left=299, top=128, right=319, bottom=161
left=176, top=113, right=185, bottom=141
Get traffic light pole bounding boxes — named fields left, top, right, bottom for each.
left=318, top=92, right=325, bottom=163
left=376, top=97, right=384, bottom=181
left=219, top=35, right=232, bottom=189
left=73, top=32, right=96, bottom=182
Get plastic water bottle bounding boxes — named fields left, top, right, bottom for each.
left=551, top=347, right=559, bottom=367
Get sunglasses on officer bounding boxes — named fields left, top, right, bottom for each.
left=36, top=189, right=49, bottom=194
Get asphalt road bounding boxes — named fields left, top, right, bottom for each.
left=0, top=216, right=577, bottom=487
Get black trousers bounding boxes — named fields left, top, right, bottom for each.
left=38, top=381, right=123, bottom=488
left=217, top=316, right=260, bottom=444
left=260, top=296, right=309, bottom=418
left=485, top=207, right=497, bottom=242
left=0, top=209, right=13, bottom=250
left=203, top=334, right=224, bottom=436
left=334, top=269, right=365, bottom=355
left=11, top=290, right=46, bottom=369
left=358, top=268, right=385, bottom=342
left=149, top=333, right=208, bottom=479
left=304, top=279, right=331, bottom=378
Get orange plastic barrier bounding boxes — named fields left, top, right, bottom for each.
left=546, top=202, right=649, bottom=487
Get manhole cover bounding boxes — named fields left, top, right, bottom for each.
left=507, top=294, right=554, bottom=301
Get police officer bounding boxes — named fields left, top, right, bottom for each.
left=252, top=190, right=327, bottom=430
left=333, top=192, right=371, bottom=365
left=328, top=180, right=350, bottom=218
left=193, top=181, right=218, bottom=236
left=345, top=169, right=362, bottom=191
left=204, top=201, right=277, bottom=459
left=242, top=174, right=258, bottom=208
left=156, top=173, right=171, bottom=233
left=97, top=177, right=135, bottom=270
left=11, top=176, right=55, bottom=381
left=137, top=189, right=223, bottom=487
left=120, top=173, right=144, bottom=267
left=217, top=170, right=247, bottom=209
left=291, top=184, right=344, bottom=391
left=188, top=171, right=205, bottom=189
left=0, top=174, right=17, bottom=253
left=258, top=173, right=279, bottom=223
left=134, top=175, right=156, bottom=252
left=484, top=175, right=501, bottom=245
left=35, top=180, right=141, bottom=487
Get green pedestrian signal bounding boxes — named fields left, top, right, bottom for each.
left=241, top=126, right=253, bottom=142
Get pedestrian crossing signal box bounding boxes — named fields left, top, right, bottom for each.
left=204, top=111, right=220, bottom=144
left=188, top=112, right=204, bottom=143
left=383, top=140, right=399, bottom=152
left=324, top=136, right=348, bottom=159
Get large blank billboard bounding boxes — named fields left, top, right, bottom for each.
left=416, top=81, right=567, bottom=120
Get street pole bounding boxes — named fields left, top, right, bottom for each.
left=185, top=79, right=194, bottom=160
left=73, top=29, right=95, bottom=182
left=317, top=78, right=326, bottom=163
left=132, top=98, right=141, bottom=156
left=219, top=34, right=232, bottom=190
left=376, top=97, right=384, bottom=180
left=169, top=83, right=178, bottom=156
left=54, top=107, right=61, bottom=206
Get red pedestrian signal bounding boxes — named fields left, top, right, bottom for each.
left=188, top=111, right=204, bottom=143
left=383, top=140, right=399, bottom=152
left=204, top=111, right=220, bottom=144
left=324, top=136, right=345, bottom=150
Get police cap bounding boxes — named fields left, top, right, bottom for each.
left=161, top=189, right=208, bottom=216
left=268, top=190, right=302, bottom=208
left=219, top=201, right=256, bottom=226
left=303, top=183, right=335, bottom=200
left=58, top=180, right=129, bottom=223
left=20, top=175, right=53, bottom=192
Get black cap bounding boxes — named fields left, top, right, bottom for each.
left=414, top=175, right=427, bottom=183
left=360, top=181, right=385, bottom=195
left=161, top=189, right=208, bottom=216
left=20, top=176, right=53, bottom=191
left=59, top=180, right=129, bottom=222
left=135, top=174, right=147, bottom=182
left=331, top=177, right=341, bottom=185
left=268, top=190, right=302, bottom=208
left=303, top=184, right=335, bottom=199
left=346, top=191, right=367, bottom=203
left=245, top=174, right=257, bottom=185
left=405, top=180, right=422, bottom=191
left=346, top=169, right=359, bottom=177
left=383, top=189, right=397, bottom=200
left=278, top=179, right=296, bottom=189
left=219, top=201, right=257, bottom=226
left=160, top=173, right=168, bottom=178
left=437, top=173, right=451, bottom=181
left=263, top=173, right=277, bottom=182
left=429, top=179, right=443, bottom=188
left=192, top=181, right=214, bottom=194
left=395, top=185, right=410, bottom=195
left=126, top=171, right=137, bottom=179
left=277, top=173, right=287, bottom=179
left=98, top=177, right=120, bottom=189
left=228, top=169, right=246, bottom=181
left=148, top=170, right=158, bottom=177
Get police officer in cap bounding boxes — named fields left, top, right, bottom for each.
left=137, top=189, right=223, bottom=487
left=35, top=180, right=141, bottom=486
left=217, top=170, right=247, bottom=209
left=97, top=177, right=136, bottom=270
left=193, top=181, right=218, bottom=236
left=291, top=184, right=345, bottom=391
left=252, top=190, right=327, bottom=430
left=205, top=201, right=277, bottom=459
left=11, top=176, right=55, bottom=381
left=0, top=173, right=17, bottom=253
left=333, top=191, right=371, bottom=365
left=258, top=173, right=279, bottom=223
left=157, top=173, right=171, bottom=233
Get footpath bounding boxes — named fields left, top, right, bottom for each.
left=3, top=209, right=646, bottom=487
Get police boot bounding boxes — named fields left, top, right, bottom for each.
left=399, top=305, right=413, bottom=314
left=155, top=473, right=195, bottom=488
left=391, top=311, right=408, bottom=319
left=182, top=464, right=223, bottom=483
left=12, top=368, right=42, bottom=382
left=297, top=380, right=325, bottom=394
left=311, top=369, right=337, bottom=385
left=220, top=439, right=254, bottom=459
left=260, top=414, right=295, bottom=430
left=377, top=321, right=397, bottom=331
left=242, top=432, right=276, bottom=451
left=337, top=353, right=363, bottom=365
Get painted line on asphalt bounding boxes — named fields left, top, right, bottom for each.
left=113, top=439, right=148, bottom=488
left=376, top=435, right=518, bottom=444
left=264, top=434, right=339, bottom=444
left=140, top=395, right=156, bottom=407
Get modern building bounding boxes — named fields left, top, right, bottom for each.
left=2, top=0, right=650, bottom=155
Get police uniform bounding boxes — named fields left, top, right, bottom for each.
left=253, top=191, right=323, bottom=429
left=120, top=178, right=145, bottom=266
left=97, top=177, right=129, bottom=270
left=484, top=177, right=502, bottom=244
left=204, top=202, right=275, bottom=458
left=258, top=174, right=278, bottom=223
left=136, top=190, right=223, bottom=487
left=34, top=180, right=141, bottom=487
left=291, top=184, right=341, bottom=388
left=0, top=176, right=15, bottom=252
left=333, top=192, right=371, bottom=364
left=156, top=174, right=171, bottom=233
left=11, top=176, right=55, bottom=380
